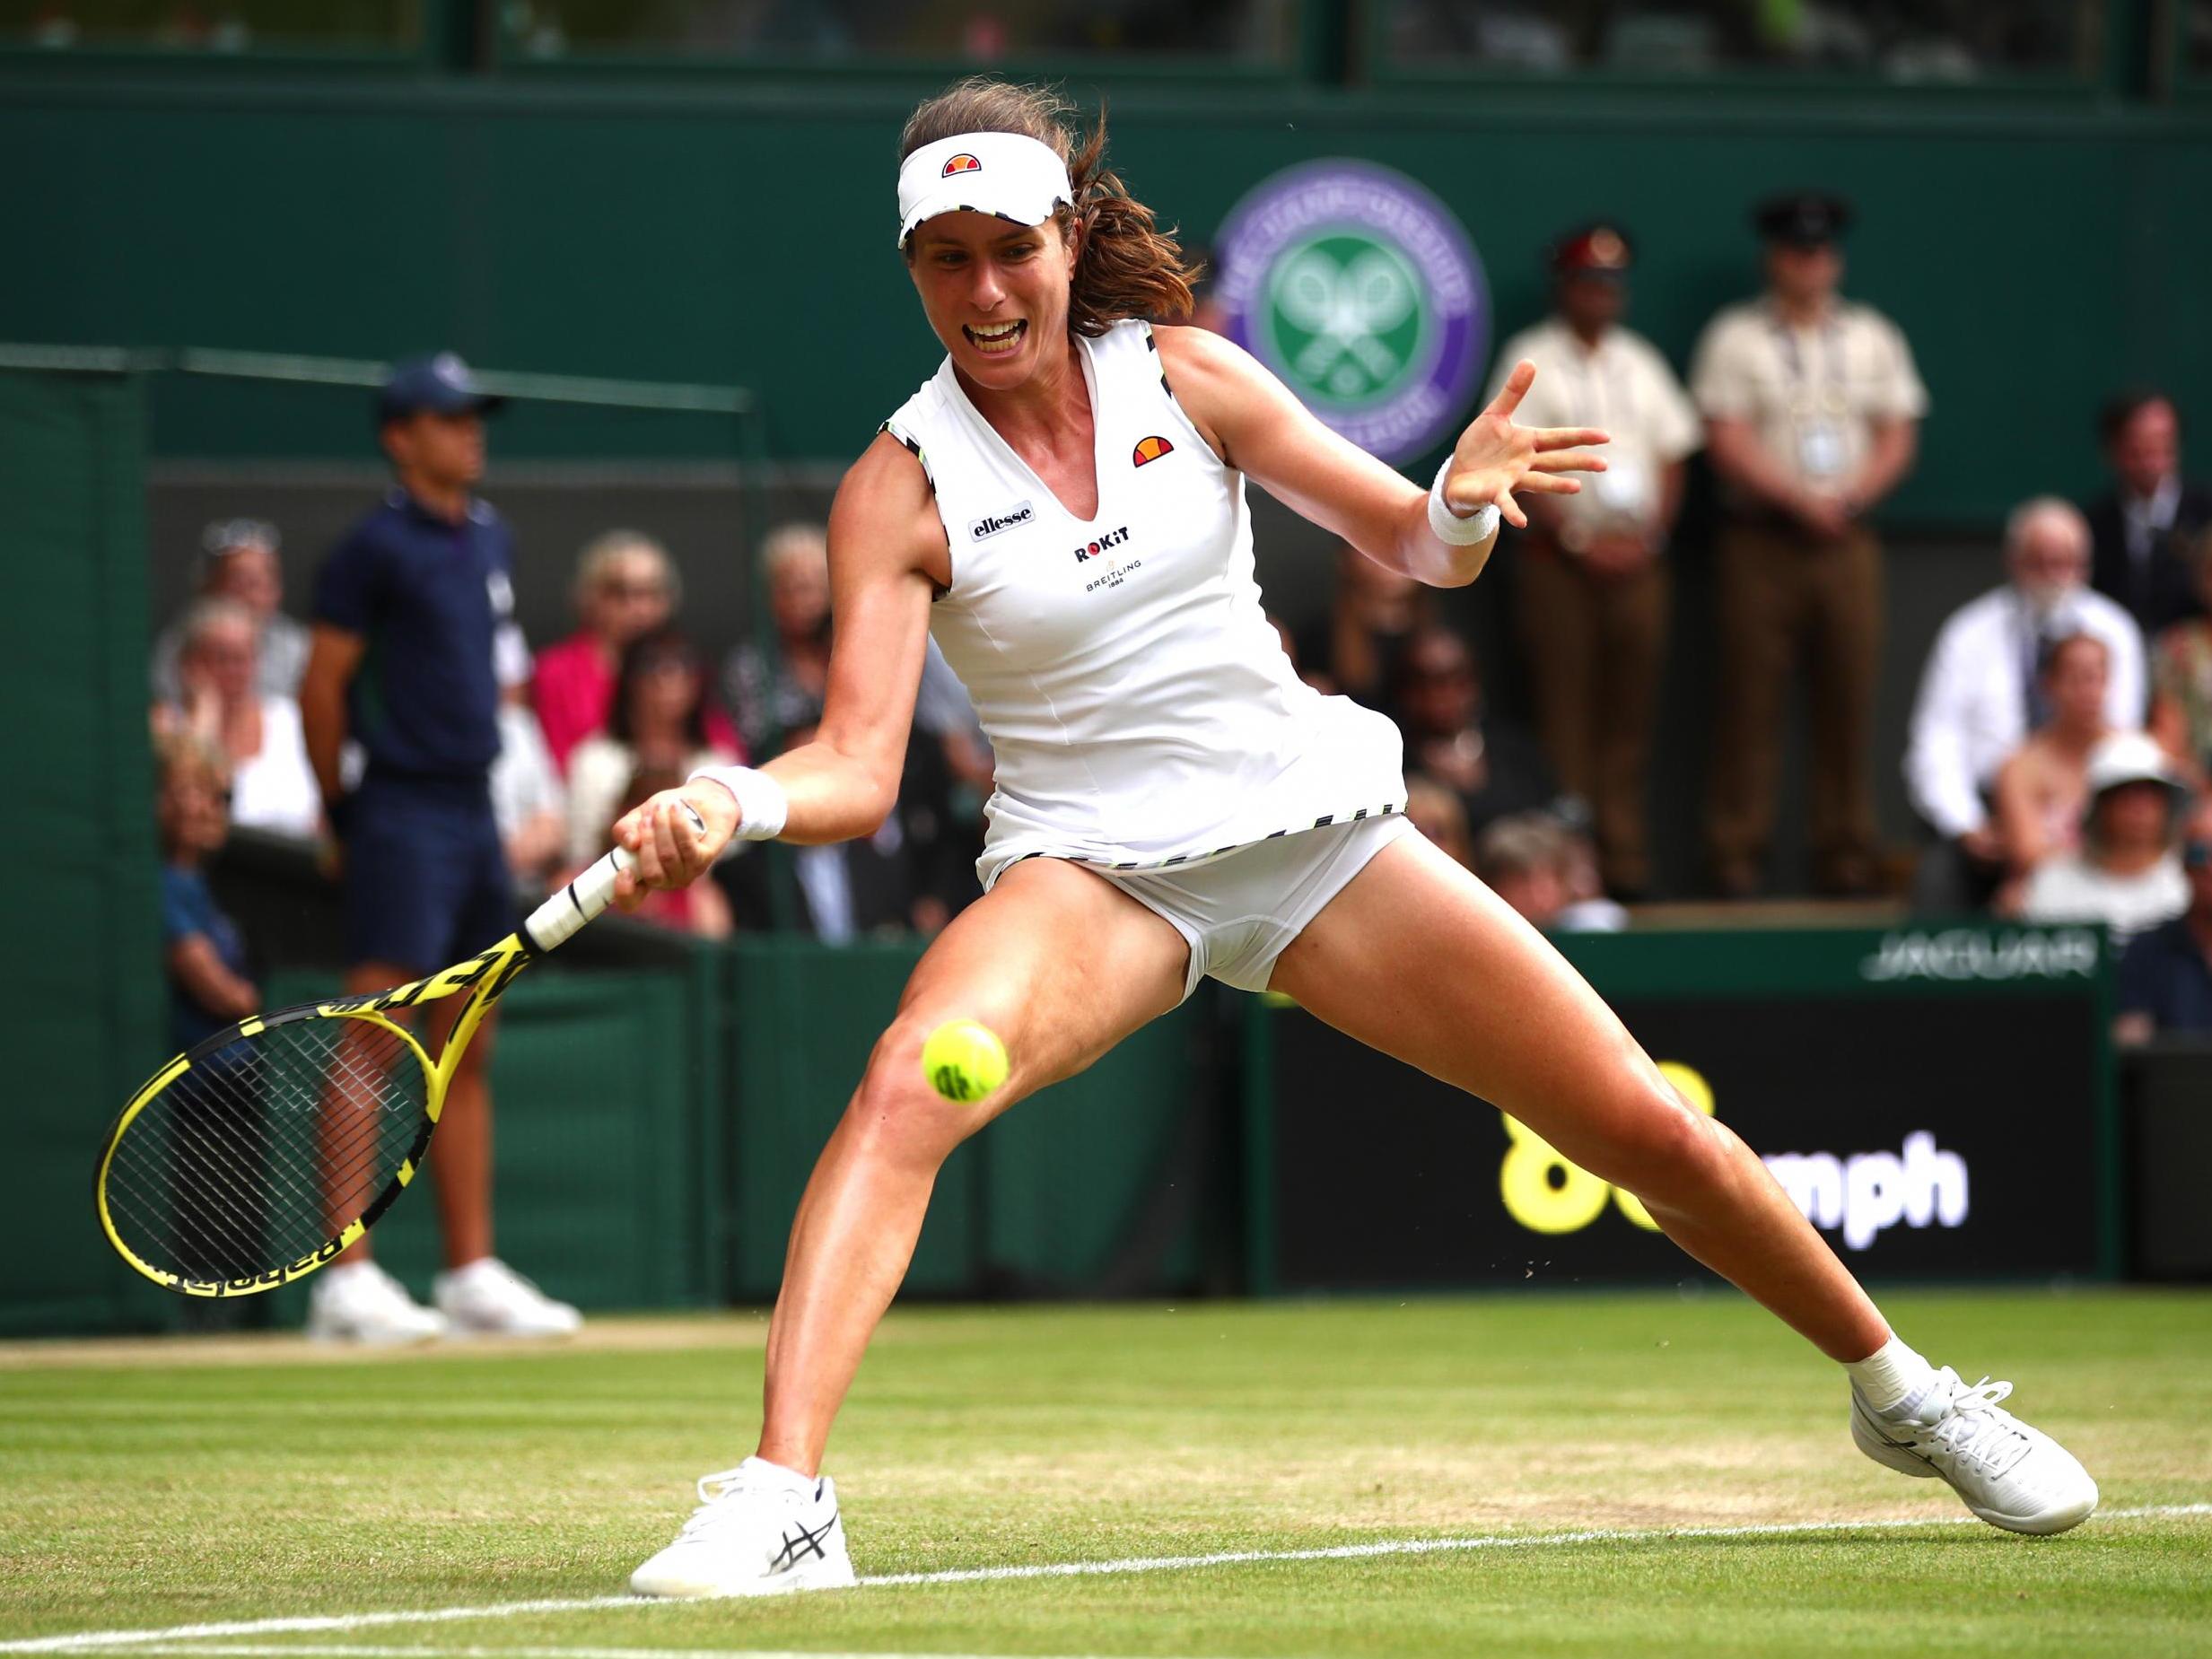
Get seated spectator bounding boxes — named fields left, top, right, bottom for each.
left=2115, top=797, right=2212, bottom=1044
left=489, top=687, right=565, bottom=896
left=1393, top=625, right=1558, bottom=838
left=726, top=523, right=834, bottom=756
left=2147, top=528, right=2212, bottom=780
left=1476, top=814, right=1572, bottom=931
left=2083, top=389, right=2212, bottom=641
left=154, top=598, right=319, bottom=841
left=1404, top=774, right=1473, bottom=869
left=565, top=627, right=740, bottom=868
left=151, top=519, right=310, bottom=704
left=1295, top=541, right=1425, bottom=709
left=1990, top=633, right=2112, bottom=897
left=2016, top=731, right=2190, bottom=945
left=604, top=764, right=732, bottom=939
left=535, top=531, right=722, bottom=773
left=1904, top=497, right=2145, bottom=912
left=717, top=720, right=922, bottom=942
left=1550, top=799, right=1631, bottom=932
left=155, top=730, right=258, bottom=1053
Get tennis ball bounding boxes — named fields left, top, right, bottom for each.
left=920, top=1018, right=1009, bottom=1104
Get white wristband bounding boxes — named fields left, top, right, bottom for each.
left=687, top=764, right=790, bottom=842
left=1429, top=458, right=1501, bottom=546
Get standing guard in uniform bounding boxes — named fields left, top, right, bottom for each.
left=1691, top=193, right=1928, bottom=897
left=1490, top=223, right=1701, bottom=898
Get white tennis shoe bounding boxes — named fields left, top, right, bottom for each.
left=433, top=1257, right=582, bottom=1338
left=304, top=1259, right=448, bottom=1345
left=1851, top=1366, right=2098, bottom=1534
left=629, top=1457, right=856, bottom=1598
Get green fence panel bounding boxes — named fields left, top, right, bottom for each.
left=0, top=367, right=170, bottom=1340
left=725, top=939, right=1208, bottom=1302
left=225, top=963, right=721, bottom=1324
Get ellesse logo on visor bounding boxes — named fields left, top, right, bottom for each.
left=941, top=153, right=983, bottom=177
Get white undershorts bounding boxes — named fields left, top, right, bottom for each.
left=1097, top=811, right=1413, bottom=1001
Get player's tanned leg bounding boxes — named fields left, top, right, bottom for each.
left=1270, top=832, right=1890, bottom=1362
left=756, top=860, right=1188, bottom=1476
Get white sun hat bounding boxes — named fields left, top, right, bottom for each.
left=896, top=131, right=1074, bottom=249
left=2082, top=730, right=2190, bottom=831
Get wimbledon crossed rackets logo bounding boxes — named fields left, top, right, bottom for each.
left=1217, top=161, right=1487, bottom=465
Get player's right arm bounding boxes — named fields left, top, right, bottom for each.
left=300, top=623, right=365, bottom=817
left=618, top=434, right=945, bottom=895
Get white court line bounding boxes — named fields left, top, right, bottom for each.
left=6, top=1503, right=2206, bottom=1655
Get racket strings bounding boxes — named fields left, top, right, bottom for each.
left=105, top=1014, right=434, bottom=1286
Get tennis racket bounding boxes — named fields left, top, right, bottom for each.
left=94, top=811, right=696, bottom=1298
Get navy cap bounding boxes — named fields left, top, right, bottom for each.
left=378, top=352, right=507, bottom=423
left=1753, top=191, right=1851, bottom=248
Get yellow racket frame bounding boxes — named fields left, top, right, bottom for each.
left=93, top=932, right=534, bottom=1297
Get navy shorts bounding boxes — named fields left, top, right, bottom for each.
left=343, top=771, right=515, bottom=972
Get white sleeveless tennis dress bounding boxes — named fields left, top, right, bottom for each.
left=882, top=319, right=1412, bottom=996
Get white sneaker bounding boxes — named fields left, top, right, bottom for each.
left=629, top=1456, right=857, bottom=1598
left=433, top=1257, right=582, bottom=1338
left=1851, top=1366, right=2099, bottom=1535
left=305, top=1260, right=448, bottom=1345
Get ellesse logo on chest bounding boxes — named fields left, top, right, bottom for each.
left=969, top=500, right=1035, bottom=542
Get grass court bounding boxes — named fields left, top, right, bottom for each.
left=4, top=1288, right=2208, bottom=1658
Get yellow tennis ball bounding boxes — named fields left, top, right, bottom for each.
left=920, top=1018, right=1009, bottom=1104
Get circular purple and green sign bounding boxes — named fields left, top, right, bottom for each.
left=1215, top=160, right=1488, bottom=465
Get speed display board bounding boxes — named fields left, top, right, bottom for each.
left=1248, top=927, right=2113, bottom=1290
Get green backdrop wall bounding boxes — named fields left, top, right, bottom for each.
left=8, top=74, right=2212, bottom=522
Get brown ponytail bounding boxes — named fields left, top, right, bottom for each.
left=898, top=77, right=1202, bottom=336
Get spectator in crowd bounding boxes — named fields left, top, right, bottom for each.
left=2083, top=389, right=2211, bottom=642
left=2016, top=731, right=2190, bottom=945
left=717, top=721, right=922, bottom=941
left=1692, top=190, right=1927, bottom=896
left=151, top=519, right=310, bottom=705
left=154, top=729, right=258, bottom=1054
left=155, top=597, right=320, bottom=842
left=1903, top=497, right=2145, bottom=912
left=1403, top=773, right=1473, bottom=869
left=1550, top=798, right=1632, bottom=931
left=533, top=531, right=714, bottom=773
left=727, top=522, right=835, bottom=756
left=1489, top=222, right=1701, bottom=897
left=565, top=626, right=741, bottom=869
left=1990, top=633, right=2112, bottom=901
left=2114, top=797, right=2212, bottom=1044
left=300, top=351, right=579, bottom=1345
left=1476, top=813, right=1572, bottom=931
left=489, top=687, right=565, bottom=896
left=2147, top=528, right=2212, bottom=781
left=1392, top=625, right=1558, bottom=838
left=605, top=764, right=733, bottom=939
left=1294, top=540, right=1424, bottom=710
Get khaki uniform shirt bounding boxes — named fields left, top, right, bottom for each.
left=1689, top=296, right=1928, bottom=509
left=1487, top=318, right=1702, bottom=541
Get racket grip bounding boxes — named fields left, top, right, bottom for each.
left=522, top=803, right=706, bottom=954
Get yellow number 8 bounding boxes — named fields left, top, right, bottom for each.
left=1498, top=1061, right=1717, bottom=1236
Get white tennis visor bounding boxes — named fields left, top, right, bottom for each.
left=896, top=131, right=1074, bottom=249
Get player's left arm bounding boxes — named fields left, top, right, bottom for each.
left=1153, top=325, right=1606, bottom=589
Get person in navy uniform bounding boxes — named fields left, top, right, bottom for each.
left=298, top=352, right=581, bottom=1344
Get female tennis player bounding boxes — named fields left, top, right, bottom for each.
left=616, top=80, right=2096, bottom=1595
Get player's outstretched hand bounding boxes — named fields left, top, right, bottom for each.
left=614, top=783, right=738, bottom=907
left=1442, top=359, right=1610, bottom=530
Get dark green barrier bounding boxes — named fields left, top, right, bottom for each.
left=725, top=939, right=1211, bottom=1301
left=1246, top=924, right=2119, bottom=1294
left=0, top=368, right=169, bottom=1340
